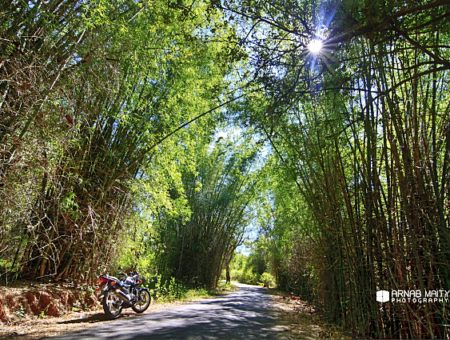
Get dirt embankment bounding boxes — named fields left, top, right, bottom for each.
left=0, top=282, right=98, bottom=325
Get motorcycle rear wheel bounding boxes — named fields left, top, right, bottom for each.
left=102, top=290, right=123, bottom=319
left=132, top=289, right=151, bottom=313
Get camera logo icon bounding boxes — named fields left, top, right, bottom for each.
left=376, top=290, right=390, bottom=303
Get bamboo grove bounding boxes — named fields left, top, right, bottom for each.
left=156, top=138, right=260, bottom=288
left=229, top=0, right=450, bottom=338
left=1, top=0, right=449, bottom=338
left=0, top=0, right=244, bottom=282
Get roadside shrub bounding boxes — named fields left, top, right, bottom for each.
left=259, top=272, right=275, bottom=288
left=230, top=266, right=260, bottom=285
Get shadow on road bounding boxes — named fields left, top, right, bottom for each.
left=50, top=285, right=291, bottom=339
left=57, top=313, right=111, bottom=324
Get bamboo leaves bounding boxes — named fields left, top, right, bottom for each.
left=230, top=0, right=450, bottom=337
left=0, top=0, right=237, bottom=283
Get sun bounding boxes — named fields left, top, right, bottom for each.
left=307, top=39, right=323, bottom=54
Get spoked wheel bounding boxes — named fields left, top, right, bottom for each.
left=102, top=290, right=123, bottom=319
left=132, top=289, right=152, bottom=313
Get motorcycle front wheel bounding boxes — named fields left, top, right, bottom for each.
left=132, top=289, right=151, bottom=313
left=102, top=290, right=123, bottom=319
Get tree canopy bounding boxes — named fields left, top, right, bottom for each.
left=1, top=0, right=449, bottom=338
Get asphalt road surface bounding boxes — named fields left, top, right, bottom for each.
left=50, top=283, right=292, bottom=340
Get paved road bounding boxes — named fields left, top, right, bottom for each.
left=50, top=283, right=291, bottom=339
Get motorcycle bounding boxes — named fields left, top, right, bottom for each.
left=97, top=271, right=151, bottom=319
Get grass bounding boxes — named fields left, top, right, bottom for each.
left=154, top=280, right=237, bottom=303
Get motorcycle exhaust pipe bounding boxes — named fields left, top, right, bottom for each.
left=114, top=289, right=130, bottom=302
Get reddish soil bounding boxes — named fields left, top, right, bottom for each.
left=0, top=281, right=99, bottom=337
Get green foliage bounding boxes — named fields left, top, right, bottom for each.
left=0, top=0, right=240, bottom=283
left=1, top=1, right=449, bottom=338
left=259, top=272, right=275, bottom=288
left=229, top=253, right=260, bottom=285
left=14, top=306, right=25, bottom=319
left=223, top=0, right=450, bottom=337
left=229, top=250, right=276, bottom=286
left=147, top=275, right=209, bottom=302
left=158, top=277, right=184, bottom=301
left=151, top=132, right=263, bottom=288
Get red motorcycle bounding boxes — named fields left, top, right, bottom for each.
left=97, top=272, right=151, bottom=319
